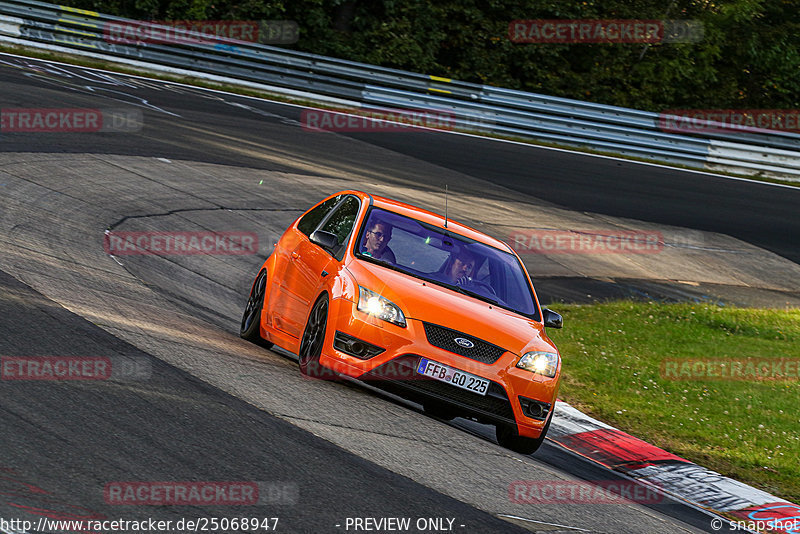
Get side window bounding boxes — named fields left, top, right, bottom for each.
left=297, top=195, right=342, bottom=236
left=319, top=196, right=360, bottom=257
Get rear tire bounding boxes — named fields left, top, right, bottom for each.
left=496, top=409, right=553, bottom=455
left=298, top=294, right=335, bottom=379
left=240, top=269, right=274, bottom=349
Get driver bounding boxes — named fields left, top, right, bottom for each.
left=361, top=218, right=396, bottom=263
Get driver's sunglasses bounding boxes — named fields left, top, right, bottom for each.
left=370, top=230, right=390, bottom=241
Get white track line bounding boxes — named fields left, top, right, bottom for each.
left=1, top=50, right=798, bottom=191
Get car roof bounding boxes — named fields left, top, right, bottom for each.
left=348, top=190, right=514, bottom=254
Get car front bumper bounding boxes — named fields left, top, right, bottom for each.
left=318, top=297, right=559, bottom=439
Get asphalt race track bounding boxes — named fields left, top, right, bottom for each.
left=2, top=52, right=796, bottom=533
left=0, top=270, right=529, bottom=533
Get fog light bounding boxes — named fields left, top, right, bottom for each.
left=333, top=331, right=385, bottom=360
left=518, top=396, right=551, bottom=421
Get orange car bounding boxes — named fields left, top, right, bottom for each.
left=240, top=191, right=563, bottom=454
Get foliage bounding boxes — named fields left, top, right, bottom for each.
left=58, top=0, right=800, bottom=111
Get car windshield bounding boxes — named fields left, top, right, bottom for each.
left=354, top=207, right=539, bottom=319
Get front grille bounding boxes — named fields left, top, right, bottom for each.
left=361, top=355, right=516, bottom=424
left=422, top=322, right=506, bottom=364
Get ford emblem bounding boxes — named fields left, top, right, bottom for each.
left=454, top=337, right=474, bottom=349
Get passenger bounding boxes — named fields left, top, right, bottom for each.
left=443, top=249, right=477, bottom=285
left=361, top=219, right=396, bottom=263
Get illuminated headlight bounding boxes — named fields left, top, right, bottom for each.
left=357, top=286, right=406, bottom=327
left=517, top=351, right=559, bottom=378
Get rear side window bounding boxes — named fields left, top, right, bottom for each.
left=320, top=196, right=360, bottom=245
left=319, top=196, right=360, bottom=258
left=297, top=195, right=342, bottom=236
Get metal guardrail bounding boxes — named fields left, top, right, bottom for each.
left=2, top=0, right=799, bottom=179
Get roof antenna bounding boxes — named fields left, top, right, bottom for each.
left=444, top=184, right=449, bottom=228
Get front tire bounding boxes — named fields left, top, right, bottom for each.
left=298, top=294, right=335, bottom=379
left=496, top=409, right=553, bottom=455
left=240, top=269, right=273, bottom=349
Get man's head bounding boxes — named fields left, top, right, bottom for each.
left=363, top=219, right=392, bottom=256
left=447, top=249, right=476, bottom=283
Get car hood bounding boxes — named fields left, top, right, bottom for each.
left=345, top=259, right=556, bottom=356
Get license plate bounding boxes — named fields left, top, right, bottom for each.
left=417, top=358, right=489, bottom=396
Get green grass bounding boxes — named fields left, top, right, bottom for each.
left=547, top=301, right=800, bottom=503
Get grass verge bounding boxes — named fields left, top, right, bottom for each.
left=547, top=300, right=800, bottom=503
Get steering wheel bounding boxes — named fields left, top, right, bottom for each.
left=459, top=277, right=498, bottom=298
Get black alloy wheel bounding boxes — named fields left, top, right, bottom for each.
left=240, top=270, right=273, bottom=348
left=299, top=294, right=335, bottom=379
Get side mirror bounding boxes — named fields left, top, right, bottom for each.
left=542, top=308, right=563, bottom=329
left=310, top=230, right=339, bottom=250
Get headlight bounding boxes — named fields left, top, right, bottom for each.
left=357, top=286, right=406, bottom=327
left=517, top=351, right=559, bottom=378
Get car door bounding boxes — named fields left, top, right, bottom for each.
left=278, top=195, right=361, bottom=337
left=269, top=194, right=342, bottom=335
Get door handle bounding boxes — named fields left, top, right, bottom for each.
left=291, top=252, right=300, bottom=260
